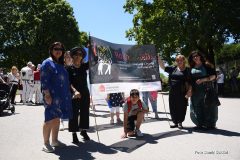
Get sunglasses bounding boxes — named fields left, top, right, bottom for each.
left=53, top=48, right=63, bottom=51
left=193, top=55, right=199, bottom=58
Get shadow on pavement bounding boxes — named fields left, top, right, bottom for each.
left=110, top=130, right=190, bottom=153
left=54, top=140, right=117, bottom=160
left=182, top=127, right=240, bottom=137
left=88, top=117, right=170, bottom=133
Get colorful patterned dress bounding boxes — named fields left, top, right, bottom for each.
left=41, top=58, right=72, bottom=122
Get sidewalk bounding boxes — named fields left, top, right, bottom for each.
left=0, top=95, right=239, bottom=160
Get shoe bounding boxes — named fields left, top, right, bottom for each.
left=51, top=140, right=66, bottom=147
left=178, top=123, right=183, bottom=129
left=80, top=130, right=90, bottom=141
left=135, top=129, right=143, bottom=137
left=170, top=124, right=178, bottom=128
left=72, top=133, right=79, bottom=144
left=116, top=118, right=123, bottom=124
left=110, top=119, right=114, bottom=125
left=42, top=144, right=54, bottom=153
left=19, top=100, right=23, bottom=103
left=193, top=125, right=204, bottom=130
left=154, top=112, right=159, bottom=119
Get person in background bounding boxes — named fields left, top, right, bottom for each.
left=142, top=91, right=159, bottom=119
left=66, top=46, right=90, bottom=143
left=59, top=51, right=73, bottom=131
left=230, top=67, right=239, bottom=92
left=33, top=64, right=42, bottom=104
left=7, top=66, right=20, bottom=104
left=28, top=64, right=36, bottom=104
left=122, top=89, right=149, bottom=138
left=41, top=42, right=72, bottom=153
left=107, top=92, right=124, bottom=124
left=216, top=69, right=224, bottom=96
left=188, top=50, right=217, bottom=130
left=158, top=54, right=192, bottom=129
left=20, top=61, right=33, bottom=104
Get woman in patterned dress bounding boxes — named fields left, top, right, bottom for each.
left=40, top=42, right=72, bottom=152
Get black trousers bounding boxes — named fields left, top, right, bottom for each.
left=68, top=92, right=90, bottom=132
left=9, top=84, right=18, bottom=104
left=169, top=89, right=188, bottom=124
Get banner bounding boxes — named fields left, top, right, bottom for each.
left=89, top=36, right=161, bottom=98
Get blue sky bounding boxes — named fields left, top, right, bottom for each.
left=66, top=0, right=136, bottom=45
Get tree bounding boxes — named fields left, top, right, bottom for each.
left=216, top=43, right=240, bottom=64
left=124, top=0, right=240, bottom=65
left=0, top=0, right=87, bottom=69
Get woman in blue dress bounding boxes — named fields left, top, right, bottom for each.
left=40, top=42, right=72, bottom=152
left=188, top=51, right=217, bottom=130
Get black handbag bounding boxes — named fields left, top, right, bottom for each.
left=204, top=84, right=221, bottom=107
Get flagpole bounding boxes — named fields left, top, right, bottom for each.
left=88, top=34, right=100, bottom=143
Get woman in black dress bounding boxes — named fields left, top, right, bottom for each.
left=159, top=55, right=192, bottom=129
left=67, top=46, right=90, bottom=143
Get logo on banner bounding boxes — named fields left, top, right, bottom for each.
left=99, top=84, right=106, bottom=92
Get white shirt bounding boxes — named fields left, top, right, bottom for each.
left=21, top=66, right=33, bottom=81
left=217, top=73, right=224, bottom=84
left=8, top=72, right=19, bottom=84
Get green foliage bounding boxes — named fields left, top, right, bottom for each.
left=0, top=0, right=87, bottom=69
left=216, top=43, right=240, bottom=64
left=124, top=0, right=240, bottom=65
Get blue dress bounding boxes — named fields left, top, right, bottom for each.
left=41, top=58, right=72, bottom=122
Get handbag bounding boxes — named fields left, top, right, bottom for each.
left=204, top=83, right=221, bottom=107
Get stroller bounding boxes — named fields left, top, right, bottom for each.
left=0, top=83, right=15, bottom=116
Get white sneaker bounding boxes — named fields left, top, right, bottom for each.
left=42, top=144, right=54, bottom=153
left=135, top=129, right=143, bottom=137
left=51, top=140, right=66, bottom=147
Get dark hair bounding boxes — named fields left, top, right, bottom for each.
left=130, top=89, right=139, bottom=97
left=188, top=50, right=206, bottom=68
left=70, top=46, right=87, bottom=59
left=49, top=42, right=65, bottom=65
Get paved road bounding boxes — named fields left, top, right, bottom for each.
left=0, top=95, right=240, bottom=160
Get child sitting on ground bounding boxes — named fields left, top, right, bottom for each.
left=121, top=89, right=149, bottom=138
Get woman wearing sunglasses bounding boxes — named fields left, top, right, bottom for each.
left=40, top=42, right=72, bottom=152
left=66, top=46, right=91, bottom=144
left=159, top=54, right=192, bottom=129
left=188, top=51, right=217, bottom=130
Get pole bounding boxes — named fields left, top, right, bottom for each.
left=160, top=92, right=171, bottom=127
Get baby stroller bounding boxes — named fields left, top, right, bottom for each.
left=0, top=83, right=15, bottom=116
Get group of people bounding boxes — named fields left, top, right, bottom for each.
left=159, top=51, right=219, bottom=130
left=4, top=41, right=217, bottom=153
left=0, top=63, right=42, bottom=105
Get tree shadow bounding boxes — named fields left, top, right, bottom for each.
left=110, top=130, right=190, bottom=153
left=54, top=140, right=117, bottom=160
left=182, top=127, right=240, bottom=137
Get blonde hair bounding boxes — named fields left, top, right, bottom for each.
left=11, top=66, right=18, bottom=72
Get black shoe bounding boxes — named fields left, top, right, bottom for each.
left=193, top=126, right=204, bottom=130
left=178, top=123, right=183, bottom=129
left=80, top=130, right=90, bottom=141
left=72, top=133, right=79, bottom=144
left=20, top=100, right=23, bottom=103
left=170, top=124, right=178, bottom=128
